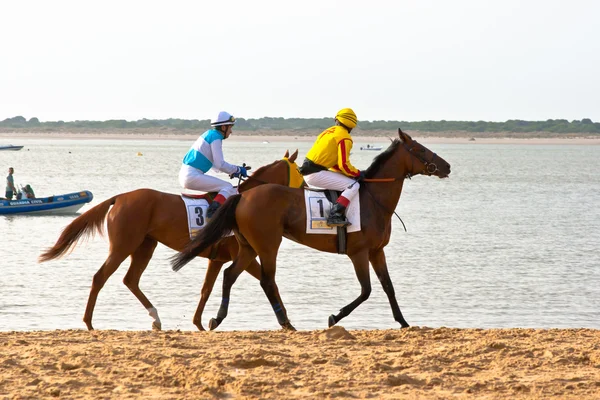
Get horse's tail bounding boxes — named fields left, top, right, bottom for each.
left=38, top=195, right=118, bottom=262
left=172, top=194, right=242, bottom=272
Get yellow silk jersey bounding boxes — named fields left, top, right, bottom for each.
left=305, top=125, right=360, bottom=177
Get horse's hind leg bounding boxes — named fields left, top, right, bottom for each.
left=328, top=250, right=371, bottom=327
left=123, top=237, right=160, bottom=330
left=258, top=251, right=295, bottom=331
left=208, top=244, right=257, bottom=330
left=369, top=249, right=409, bottom=328
left=83, top=250, right=131, bottom=330
left=193, top=260, right=224, bottom=331
left=194, top=258, right=261, bottom=331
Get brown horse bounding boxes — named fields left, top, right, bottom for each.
left=172, top=130, right=451, bottom=330
left=39, top=150, right=304, bottom=331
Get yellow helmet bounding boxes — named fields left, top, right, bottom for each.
left=335, top=108, right=358, bottom=129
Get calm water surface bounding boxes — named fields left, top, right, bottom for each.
left=1, top=137, right=599, bottom=331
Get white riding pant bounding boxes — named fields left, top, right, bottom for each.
left=178, top=165, right=237, bottom=199
left=304, top=170, right=360, bottom=203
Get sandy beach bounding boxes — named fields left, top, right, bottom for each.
left=1, top=327, right=599, bottom=399
left=1, top=130, right=600, bottom=145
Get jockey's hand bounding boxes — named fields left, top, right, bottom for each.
left=230, top=166, right=248, bottom=179
left=357, top=170, right=366, bottom=181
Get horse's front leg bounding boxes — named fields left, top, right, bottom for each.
left=369, top=249, right=409, bottom=328
left=328, top=250, right=371, bottom=327
left=123, top=238, right=161, bottom=330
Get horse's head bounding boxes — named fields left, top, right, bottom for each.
left=238, top=150, right=305, bottom=192
left=399, top=129, right=451, bottom=178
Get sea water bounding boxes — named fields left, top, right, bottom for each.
left=1, top=137, right=598, bottom=331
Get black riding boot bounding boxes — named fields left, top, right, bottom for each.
left=327, top=202, right=351, bottom=227
left=206, top=201, right=221, bottom=218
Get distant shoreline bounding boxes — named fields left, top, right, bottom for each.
left=2, top=130, right=600, bottom=145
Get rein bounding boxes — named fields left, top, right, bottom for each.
left=363, top=177, right=397, bottom=182
left=361, top=185, right=407, bottom=232
left=237, top=175, right=267, bottom=185
left=237, top=160, right=306, bottom=189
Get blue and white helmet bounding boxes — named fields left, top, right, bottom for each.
left=211, top=111, right=236, bottom=127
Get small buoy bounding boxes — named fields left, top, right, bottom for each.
left=137, top=152, right=143, bottom=156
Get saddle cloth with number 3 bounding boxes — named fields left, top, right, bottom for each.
left=303, top=190, right=361, bottom=234
left=181, top=196, right=234, bottom=239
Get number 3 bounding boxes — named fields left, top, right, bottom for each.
left=195, top=206, right=205, bottom=226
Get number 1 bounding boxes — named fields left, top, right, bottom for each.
left=316, top=199, right=324, bottom=217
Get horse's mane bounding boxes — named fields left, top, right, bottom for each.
left=364, top=139, right=401, bottom=178
left=251, top=160, right=277, bottom=175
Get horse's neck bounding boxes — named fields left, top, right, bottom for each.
left=364, top=155, right=408, bottom=216
left=362, top=179, right=405, bottom=218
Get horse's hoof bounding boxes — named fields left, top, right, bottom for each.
left=152, top=321, right=162, bottom=331
left=194, top=324, right=206, bottom=332
left=208, top=318, right=220, bottom=331
left=281, top=321, right=296, bottom=331
left=400, top=323, right=410, bottom=329
left=328, top=315, right=337, bottom=328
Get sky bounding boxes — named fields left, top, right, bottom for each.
left=1, top=0, right=599, bottom=123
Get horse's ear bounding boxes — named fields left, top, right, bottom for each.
left=289, top=149, right=298, bottom=163
left=398, top=128, right=412, bottom=143
left=284, top=150, right=290, bottom=158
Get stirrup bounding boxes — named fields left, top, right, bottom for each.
left=326, top=215, right=351, bottom=227
left=206, top=202, right=221, bottom=218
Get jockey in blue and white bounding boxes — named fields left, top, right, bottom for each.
left=178, top=111, right=248, bottom=217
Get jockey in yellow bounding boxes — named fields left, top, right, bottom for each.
left=299, top=108, right=364, bottom=227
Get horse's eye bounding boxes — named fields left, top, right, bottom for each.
left=421, top=149, right=425, bottom=153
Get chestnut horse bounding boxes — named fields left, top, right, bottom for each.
left=172, top=130, right=451, bottom=330
left=39, top=150, right=304, bottom=331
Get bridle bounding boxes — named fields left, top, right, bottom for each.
left=404, top=140, right=439, bottom=179
left=362, top=139, right=439, bottom=182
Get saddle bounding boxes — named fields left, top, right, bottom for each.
left=181, top=192, right=217, bottom=203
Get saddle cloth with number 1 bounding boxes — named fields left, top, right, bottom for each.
left=303, top=190, right=361, bottom=234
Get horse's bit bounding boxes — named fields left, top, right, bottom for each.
left=405, top=141, right=439, bottom=177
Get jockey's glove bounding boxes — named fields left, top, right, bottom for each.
left=357, top=170, right=366, bottom=181
left=231, top=166, right=248, bottom=179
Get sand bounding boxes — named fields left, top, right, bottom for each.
left=1, top=327, right=599, bottom=399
